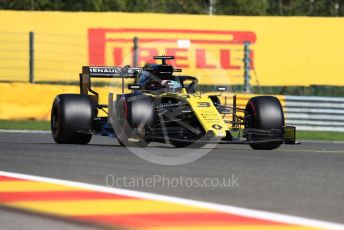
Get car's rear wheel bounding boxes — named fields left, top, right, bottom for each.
left=51, top=94, right=93, bottom=144
left=244, top=96, right=284, bottom=150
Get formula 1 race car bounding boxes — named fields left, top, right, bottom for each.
left=51, top=56, right=296, bottom=150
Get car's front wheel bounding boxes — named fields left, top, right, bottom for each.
left=51, top=94, right=93, bottom=144
left=244, top=96, right=284, bottom=150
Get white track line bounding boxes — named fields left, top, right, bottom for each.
left=0, top=129, right=50, bottom=134
left=0, top=171, right=343, bottom=229
left=299, top=139, right=344, bottom=144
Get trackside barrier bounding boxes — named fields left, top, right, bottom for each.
left=285, top=96, right=344, bottom=132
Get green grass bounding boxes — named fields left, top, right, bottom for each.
left=296, top=131, right=344, bottom=141
left=0, top=120, right=50, bottom=130
left=1, top=120, right=344, bottom=141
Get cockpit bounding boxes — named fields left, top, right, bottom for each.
left=134, top=56, right=198, bottom=94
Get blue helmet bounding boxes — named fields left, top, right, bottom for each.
left=162, top=80, right=182, bottom=93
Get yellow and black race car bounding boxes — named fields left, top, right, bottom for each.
left=51, top=56, right=296, bottom=149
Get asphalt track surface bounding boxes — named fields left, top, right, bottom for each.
left=0, top=131, right=344, bottom=229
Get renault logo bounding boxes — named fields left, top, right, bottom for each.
left=212, top=124, right=222, bottom=130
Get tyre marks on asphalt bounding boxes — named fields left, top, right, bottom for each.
left=0, top=171, right=342, bottom=230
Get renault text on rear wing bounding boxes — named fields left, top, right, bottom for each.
left=82, top=66, right=142, bottom=78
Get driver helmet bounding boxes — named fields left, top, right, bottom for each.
left=161, top=80, right=182, bottom=93
left=137, top=71, right=160, bottom=90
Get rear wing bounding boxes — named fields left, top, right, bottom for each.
left=80, top=66, right=142, bottom=96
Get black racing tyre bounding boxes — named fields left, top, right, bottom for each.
left=51, top=94, right=93, bottom=144
left=244, top=96, right=284, bottom=150
left=115, top=94, right=152, bottom=147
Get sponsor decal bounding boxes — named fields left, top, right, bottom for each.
left=212, top=124, right=223, bottom=130
left=88, top=28, right=256, bottom=70
left=198, top=102, right=211, bottom=107
left=90, top=67, right=119, bottom=73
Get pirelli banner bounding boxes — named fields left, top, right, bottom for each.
left=1, top=10, right=344, bottom=86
